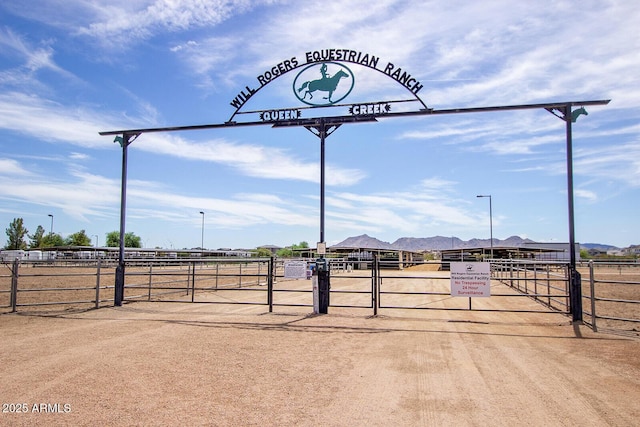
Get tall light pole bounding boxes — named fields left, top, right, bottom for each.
left=199, top=211, right=205, bottom=255
left=476, top=195, right=493, bottom=258
left=48, top=214, right=54, bottom=235
left=93, top=235, right=99, bottom=247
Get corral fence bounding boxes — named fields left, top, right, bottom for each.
left=371, top=259, right=569, bottom=315
left=2, top=257, right=638, bottom=335
left=490, top=260, right=571, bottom=314
left=0, top=258, right=274, bottom=312
left=581, top=260, right=640, bottom=334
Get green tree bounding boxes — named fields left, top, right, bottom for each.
left=106, top=231, right=118, bottom=247
left=253, top=247, right=273, bottom=257
left=29, top=225, right=45, bottom=248
left=106, top=231, right=142, bottom=248
left=5, top=218, right=28, bottom=250
left=276, top=241, right=311, bottom=257
left=276, top=247, right=292, bottom=257
left=65, top=229, right=92, bottom=246
left=41, top=233, right=65, bottom=247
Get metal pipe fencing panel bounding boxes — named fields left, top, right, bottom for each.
left=377, top=259, right=571, bottom=315
left=5, top=256, right=638, bottom=336
left=124, top=258, right=272, bottom=307
left=491, top=260, right=571, bottom=314
left=2, top=259, right=114, bottom=313
left=583, top=260, right=640, bottom=335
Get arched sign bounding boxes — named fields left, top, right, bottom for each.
left=100, top=47, right=609, bottom=314
left=228, top=48, right=430, bottom=123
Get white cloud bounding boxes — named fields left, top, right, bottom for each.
left=0, top=160, right=319, bottom=228
left=0, top=91, right=365, bottom=185
left=0, top=28, right=78, bottom=88
left=136, top=133, right=366, bottom=185
left=575, top=189, right=598, bottom=202
left=0, top=167, right=120, bottom=220
left=0, top=92, right=114, bottom=147
left=328, top=183, right=481, bottom=236
left=131, top=189, right=317, bottom=229
left=0, top=158, right=33, bottom=176
left=69, top=152, right=90, bottom=161
left=76, top=0, right=262, bottom=49
left=574, top=142, right=640, bottom=187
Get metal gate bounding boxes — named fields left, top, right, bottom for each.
left=0, top=257, right=574, bottom=318
left=326, top=257, right=571, bottom=316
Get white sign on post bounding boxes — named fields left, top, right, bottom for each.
left=284, top=260, right=308, bottom=279
left=450, top=262, right=491, bottom=297
left=317, top=242, right=326, bottom=255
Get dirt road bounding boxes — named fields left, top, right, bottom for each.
left=1, top=296, right=639, bottom=426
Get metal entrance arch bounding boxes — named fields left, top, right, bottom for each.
left=100, top=52, right=609, bottom=321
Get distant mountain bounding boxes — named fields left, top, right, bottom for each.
left=392, top=236, right=463, bottom=251
left=332, top=235, right=630, bottom=252
left=334, top=235, right=537, bottom=251
left=580, top=243, right=620, bottom=251
left=333, top=234, right=394, bottom=249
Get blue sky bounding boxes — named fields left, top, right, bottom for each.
left=1, top=1, right=638, bottom=250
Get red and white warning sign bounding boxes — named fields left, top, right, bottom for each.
left=450, top=262, right=491, bottom=297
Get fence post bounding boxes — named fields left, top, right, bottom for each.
left=589, top=260, right=597, bottom=332
left=95, top=258, right=102, bottom=309
left=258, top=261, right=262, bottom=285
left=268, top=257, right=274, bottom=312
left=517, top=264, right=522, bottom=291
left=10, top=259, right=19, bottom=313
left=565, top=265, right=571, bottom=314
left=372, top=255, right=378, bottom=316
left=186, top=262, right=191, bottom=296
left=509, top=260, right=514, bottom=288
left=533, top=263, right=538, bottom=302
left=569, top=267, right=583, bottom=322
left=148, top=264, right=153, bottom=301
left=547, top=267, right=551, bottom=306
left=191, top=261, right=196, bottom=303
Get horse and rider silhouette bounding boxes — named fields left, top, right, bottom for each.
left=297, top=64, right=349, bottom=103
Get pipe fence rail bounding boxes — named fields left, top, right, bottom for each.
left=2, top=257, right=638, bottom=336
left=582, top=260, right=640, bottom=334
left=1, top=259, right=114, bottom=311
left=491, top=260, right=571, bottom=314
left=123, top=259, right=271, bottom=306
left=375, top=259, right=571, bottom=315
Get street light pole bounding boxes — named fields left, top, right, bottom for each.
left=199, top=211, right=205, bottom=255
left=476, top=195, right=493, bottom=258
left=48, top=214, right=54, bottom=235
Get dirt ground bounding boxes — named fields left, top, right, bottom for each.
left=1, top=293, right=639, bottom=426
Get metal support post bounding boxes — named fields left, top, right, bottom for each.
left=305, top=119, right=340, bottom=315
left=546, top=104, right=587, bottom=322
left=317, top=266, right=330, bottom=313
left=114, top=133, right=138, bottom=306
left=564, top=105, right=582, bottom=321
left=317, top=122, right=330, bottom=313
